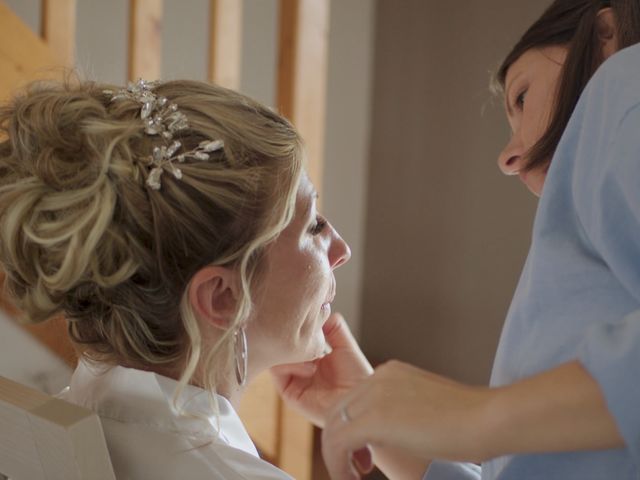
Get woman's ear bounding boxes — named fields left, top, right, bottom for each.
left=596, top=8, right=620, bottom=60
left=188, top=266, right=239, bottom=329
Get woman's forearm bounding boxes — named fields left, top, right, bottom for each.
left=481, top=360, right=624, bottom=460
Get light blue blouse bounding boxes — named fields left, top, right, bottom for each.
left=425, top=42, right=640, bottom=479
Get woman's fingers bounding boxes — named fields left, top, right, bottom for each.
left=323, top=313, right=373, bottom=374
left=323, top=313, right=357, bottom=349
left=322, top=385, right=379, bottom=480
left=322, top=412, right=369, bottom=480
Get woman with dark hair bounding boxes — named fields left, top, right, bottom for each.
left=319, top=1, right=640, bottom=478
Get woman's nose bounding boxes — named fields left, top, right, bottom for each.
left=329, top=229, right=351, bottom=270
left=498, top=135, right=525, bottom=175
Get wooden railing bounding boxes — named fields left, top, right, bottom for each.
left=0, top=1, right=331, bottom=478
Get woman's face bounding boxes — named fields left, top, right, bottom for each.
left=498, top=46, right=567, bottom=196
left=245, top=174, right=351, bottom=373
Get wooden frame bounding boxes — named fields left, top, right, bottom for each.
left=0, top=3, right=60, bottom=102
left=278, top=0, right=330, bottom=195
left=208, top=0, right=243, bottom=89
left=40, top=0, right=77, bottom=66
left=128, top=0, right=163, bottom=81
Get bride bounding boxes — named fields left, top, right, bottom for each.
left=0, top=78, right=370, bottom=479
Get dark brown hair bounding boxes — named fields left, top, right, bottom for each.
left=497, top=0, right=640, bottom=172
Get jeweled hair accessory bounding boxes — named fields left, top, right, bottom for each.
left=103, top=79, right=224, bottom=190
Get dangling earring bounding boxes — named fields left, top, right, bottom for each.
left=234, top=327, right=248, bottom=386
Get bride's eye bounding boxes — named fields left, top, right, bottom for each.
left=309, top=216, right=327, bottom=235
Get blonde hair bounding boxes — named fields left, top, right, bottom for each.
left=0, top=77, right=303, bottom=397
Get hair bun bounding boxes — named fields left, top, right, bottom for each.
left=0, top=81, right=134, bottom=324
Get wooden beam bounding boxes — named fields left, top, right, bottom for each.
left=275, top=1, right=331, bottom=478
left=277, top=0, right=330, bottom=194
left=0, top=2, right=61, bottom=102
left=128, top=0, right=163, bottom=81
left=238, top=371, right=280, bottom=461
left=208, top=0, right=243, bottom=90
left=40, top=0, right=77, bottom=66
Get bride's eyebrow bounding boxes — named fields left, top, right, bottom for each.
left=303, top=192, right=319, bottom=220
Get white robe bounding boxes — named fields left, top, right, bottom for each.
left=59, top=361, right=293, bottom=479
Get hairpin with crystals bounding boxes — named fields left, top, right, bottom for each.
left=103, top=79, right=224, bottom=190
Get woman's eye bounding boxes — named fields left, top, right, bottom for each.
left=309, top=216, right=328, bottom=235
left=515, top=89, right=527, bottom=109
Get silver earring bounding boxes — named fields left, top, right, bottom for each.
left=234, top=327, right=248, bottom=386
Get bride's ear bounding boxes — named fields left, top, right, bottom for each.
left=188, top=266, right=239, bottom=328
left=596, top=8, right=620, bottom=60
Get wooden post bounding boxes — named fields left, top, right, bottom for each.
left=0, top=2, right=60, bottom=101
left=276, top=1, right=331, bottom=478
left=40, top=0, right=77, bottom=66
left=208, top=0, right=243, bottom=90
left=277, top=0, right=330, bottom=195
left=128, top=0, right=163, bottom=81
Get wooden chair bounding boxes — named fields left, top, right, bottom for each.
left=0, top=375, right=115, bottom=480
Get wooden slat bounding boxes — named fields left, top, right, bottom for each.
left=208, top=0, right=243, bottom=89
left=276, top=1, right=331, bottom=478
left=238, top=372, right=280, bottom=461
left=128, top=0, right=163, bottom=81
left=277, top=0, right=330, bottom=195
left=0, top=2, right=61, bottom=102
left=40, top=0, right=77, bottom=66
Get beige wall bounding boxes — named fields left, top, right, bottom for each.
left=360, top=0, right=551, bottom=384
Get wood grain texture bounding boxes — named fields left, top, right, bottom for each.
left=208, top=0, right=243, bottom=89
left=0, top=376, right=115, bottom=480
left=0, top=2, right=61, bottom=102
left=277, top=0, right=329, bottom=194
left=128, top=0, right=163, bottom=81
left=238, top=371, right=280, bottom=461
left=40, top=0, right=77, bottom=66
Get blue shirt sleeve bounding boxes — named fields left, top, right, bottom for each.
left=573, top=103, right=640, bottom=464
left=423, top=461, right=481, bottom=480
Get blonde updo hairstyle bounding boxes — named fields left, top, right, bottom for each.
left=0, top=78, right=303, bottom=396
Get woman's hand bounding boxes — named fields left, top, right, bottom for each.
left=321, top=359, right=625, bottom=480
left=270, top=312, right=373, bottom=427
left=321, top=360, right=492, bottom=480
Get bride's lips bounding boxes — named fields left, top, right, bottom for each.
left=321, top=281, right=336, bottom=311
